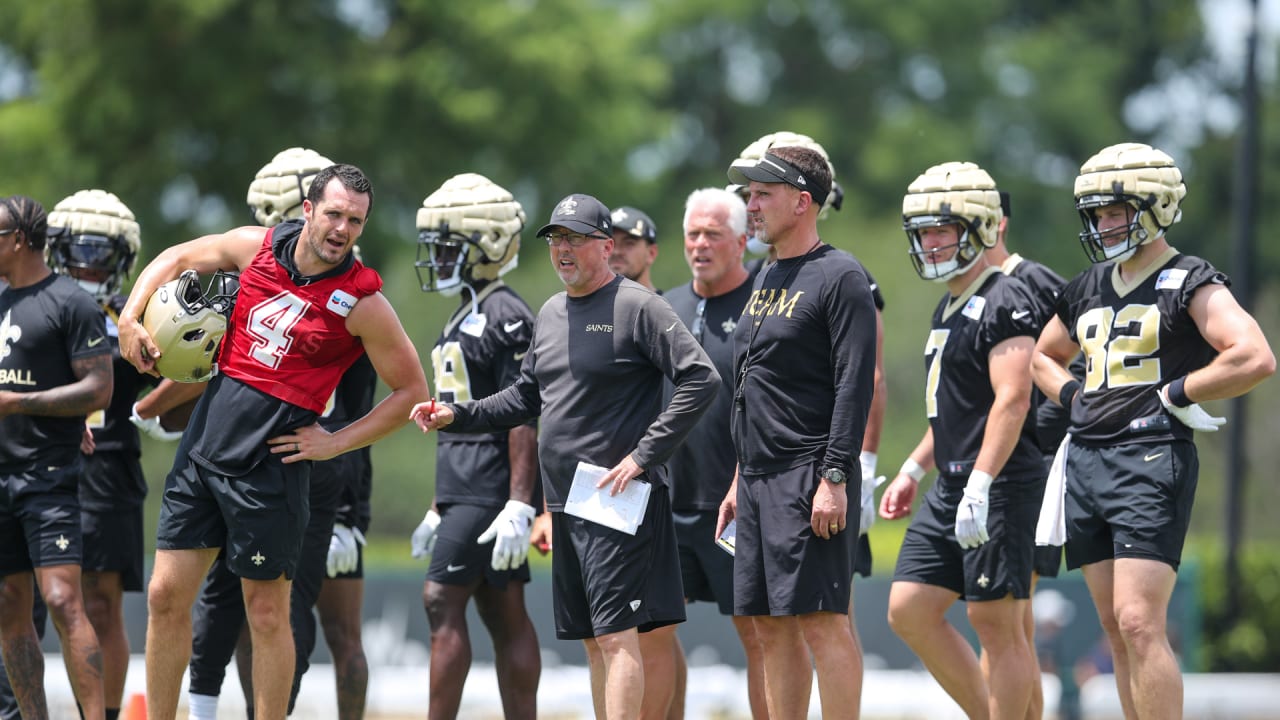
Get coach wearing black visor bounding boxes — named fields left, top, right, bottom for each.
left=715, top=146, right=879, bottom=719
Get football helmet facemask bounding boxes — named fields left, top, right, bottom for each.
left=246, top=147, right=335, bottom=226
left=142, top=269, right=238, bottom=383
left=415, top=173, right=525, bottom=296
left=46, top=189, right=141, bottom=302
left=1074, top=142, right=1185, bottom=264
left=902, top=162, right=1003, bottom=282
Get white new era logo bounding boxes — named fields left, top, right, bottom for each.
left=629, top=600, right=642, bottom=612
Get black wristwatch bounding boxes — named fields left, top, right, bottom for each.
left=823, top=468, right=847, bottom=485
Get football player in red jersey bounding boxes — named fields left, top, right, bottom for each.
left=117, top=163, right=428, bottom=720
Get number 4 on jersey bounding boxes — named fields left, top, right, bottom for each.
left=247, top=291, right=311, bottom=369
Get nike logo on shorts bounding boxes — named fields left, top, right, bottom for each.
left=1144, top=452, right=1164, bottom=462
left=446, top=563, right=466, bottom=572
left=504, top=320, right=524, bottom=333
left=513, top=351, right=528, bottom=360
left=1012, top=310, right=1031, bottom=320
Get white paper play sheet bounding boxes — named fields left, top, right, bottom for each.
left=563, top=461, right=651, bottom=535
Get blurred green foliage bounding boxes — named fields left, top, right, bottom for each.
left=1190, top=541, right=1280, bottom=672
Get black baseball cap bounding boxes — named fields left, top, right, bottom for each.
left=610, top=206, right=657, bottom=243
left=535, top=194, right=613, bottom=238
left=726, top=152, right=829, bottom=207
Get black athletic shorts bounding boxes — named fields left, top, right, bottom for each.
left=0, top=462, right=84, bottom=574
left=734, top=459, right=856, bottom=616
left=80, top=505, right=145, bottom=591
left=893, top=474, right=1041, bottom=602
left=551, top=489, right=686, bottom=640
left=1064, top=440, right=1198, bottom=571
left=673, top=509, right=734, bottom=615
left=78, top=451, right=147, bottom=511
left=854, top=533, right=872, bottom=578
left=426, top=502, right=531, bottom=588
left=156, top=454, right=310, bottom=580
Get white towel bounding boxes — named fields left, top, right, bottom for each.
left=1036, top=433, right=1070, bottom=546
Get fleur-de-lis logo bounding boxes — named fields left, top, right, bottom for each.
left=252, top=552, right=266, bottom=566
left=1, top=310, right=22, bottom=362
left=557, top=197, right=579, bottom=216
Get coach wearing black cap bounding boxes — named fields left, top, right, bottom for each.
left=609, top=206, right=660, bottom=292
left=716, top=146, right=879, bottom=718
left=412, top=192, right=720, bottom=720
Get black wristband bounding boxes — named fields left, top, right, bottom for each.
left=1058, top=380, right=1081, bottom=408
left=1167, top=376, right=1192, bottom=408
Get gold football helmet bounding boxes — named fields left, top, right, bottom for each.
left=142, top=270, right=236, bottom=383
left=415, top=173, right=525, bottom=295
left=901, top=162, right=1003, bottom=282
left=1074, top=142, right=1185, bottom=263
left=46, top=189, right=141, bottom=302
left=246, top=147, right=334, bottom=226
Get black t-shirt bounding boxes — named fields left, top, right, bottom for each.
left=1056, top=248, right=1224, bottom=445
left=0, top=273, right=110, bottom=469
left=79, top=295, right=161, bottom=508
left=664, top=273, right=756, bottom=511
left=925, top=267, right=1043, bottom=479
left=432, top=282, right=539, bottom=508
left=731, top=245, right=877, bottom=477
left=449, top=276, right=719, bottom=509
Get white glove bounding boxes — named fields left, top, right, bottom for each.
left=477, top=500, right=537, bottom=571
left=955, top=471, right=993, bottom=549
left=130, top=402, right=183, bottom=442
left=410, top=509, right=442, bottom=559
left=327, top=523, right=366, bottom=578
left=1158, top=385, right=1225, bottom=432
left=858, top=451, right=880, bottom=536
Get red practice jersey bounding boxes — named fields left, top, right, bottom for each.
left=218, top=224, right=382, bottom=414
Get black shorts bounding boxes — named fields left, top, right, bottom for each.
left=673, top=509, right=734, bottom=615
left=551, top=490, right=686, bottom=640
left=1034, top=545, right=1063, bottom=578
left=426, top=503, right=531, bottom=588
left=854, top=534, right=872, bottom=578
left=0, top=462, right=84, bottom=574
left=735, top=460, right=856, bottom=616
left=80, top=505, right=145, bottom=592
left=156, top=454, right=310, bottom=580
left=1064, top=440, right=1198, bottom=571
left=893, top=475, right=1041, bottom=602
left=78, top=451, right=147, bottom=510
